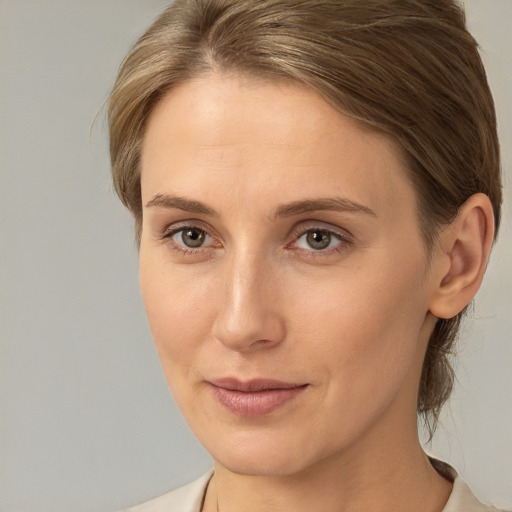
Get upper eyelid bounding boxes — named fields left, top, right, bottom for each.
left=162, top=219, right=214, bottom=237
left=290, top=221, right=353, bottom=240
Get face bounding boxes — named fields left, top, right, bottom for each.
left=139, top=73, right=438, bottom=477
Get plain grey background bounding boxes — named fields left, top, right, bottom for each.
left=0, top=1, right=510, bottom=511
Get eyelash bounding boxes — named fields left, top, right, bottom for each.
left=160, top=222, right=353, bottom=258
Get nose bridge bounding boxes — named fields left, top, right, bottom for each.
left=212, top=245, right=284, bottom=351
left=232, top=244, right=268, bottom=308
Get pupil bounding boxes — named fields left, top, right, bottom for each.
left=306, top=230, right=331, bottom=250
left=182, top=228, right=205, bottom=248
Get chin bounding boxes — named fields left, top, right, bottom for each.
left=216, top=451, right=313, bottom=477
left=202, top=428, right=329, bottom=477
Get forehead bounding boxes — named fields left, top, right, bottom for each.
left=143, top=73, right=395, bottom=157
left=141, top=72, right=417, bottom=218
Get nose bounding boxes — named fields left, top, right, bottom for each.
left=211, top=250, right=286, bottom=352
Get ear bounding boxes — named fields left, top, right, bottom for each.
left=429, top=193, right=495, bottom=320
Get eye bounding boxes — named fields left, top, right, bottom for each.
left=295, top=228, right=343, bottom=251
left=169, top=227, right=213, bottom=249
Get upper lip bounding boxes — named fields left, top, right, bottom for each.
left=208, top=378, right=307, bottom=392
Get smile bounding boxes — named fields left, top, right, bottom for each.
left=207, top=378, right=309, bottom=417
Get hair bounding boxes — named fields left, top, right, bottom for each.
left=108, top=0, right=501, bottom=435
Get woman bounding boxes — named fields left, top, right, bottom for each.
left=108, top=1, right=504, bottom=511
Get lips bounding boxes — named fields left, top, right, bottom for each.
left=207, top=378, right=308, bottom=417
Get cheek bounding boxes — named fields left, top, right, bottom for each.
left=139, top=253, right=217, bottom=379
left=287, top=257, right=428, bottom=389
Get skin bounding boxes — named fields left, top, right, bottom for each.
left=137, top=73, right=488, bottom=512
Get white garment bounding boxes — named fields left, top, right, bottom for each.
left=125, top=470, right=505, bottom=512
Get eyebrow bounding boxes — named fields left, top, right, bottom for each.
left=145, top=194, right=218, bottom=216
left=145, top=193, right=376, bottom=219
left=274, top=197, right=377, bottom=218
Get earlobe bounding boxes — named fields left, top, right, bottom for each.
left=429, top=193, right=495, bottom=320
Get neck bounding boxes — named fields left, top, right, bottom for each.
left=203, top=399, right=452, bottom=512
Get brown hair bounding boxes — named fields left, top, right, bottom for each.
left=108, top=0, right=502, bottom=434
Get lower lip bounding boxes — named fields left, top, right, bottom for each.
left=209, top=384, right=308, bottom=417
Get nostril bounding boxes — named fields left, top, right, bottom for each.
left=211, top=313, right=285, bottom=352
left=211, top=259, right=286, bottom=351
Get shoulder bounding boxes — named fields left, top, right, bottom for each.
left=428, top=457, right=508, bottom=512
left=124, top=471, right=213, bottom=512
left=443, top=477, right=509, bottom=512
left=123, top=467, right=510, bottom=512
